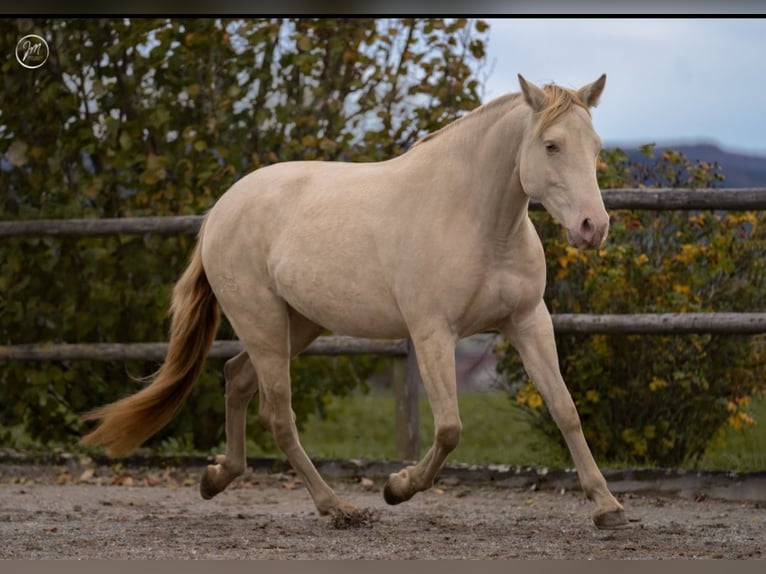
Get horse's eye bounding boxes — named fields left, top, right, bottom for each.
left=545, top=141, right=560, bottom=154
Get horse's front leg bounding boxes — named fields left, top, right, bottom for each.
left=504, top=301, right=628, bottom=529
left=384, top=326, right=460, bottom=505
left=200, top=351, right=256, bottom=499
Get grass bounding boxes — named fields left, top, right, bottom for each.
left=276, top=388, right=765, bottom=473
left=698, top=394, right=766, bottom=473
left=297, top=388, right=568, bottom=468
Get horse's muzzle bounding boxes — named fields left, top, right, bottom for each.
left=567, top=216, right=609, bottom=250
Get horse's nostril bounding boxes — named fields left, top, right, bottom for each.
left=581, top=218, right=595, bottom=238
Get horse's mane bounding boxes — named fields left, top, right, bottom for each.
left=411, top=83, right=589, bottom=149
left=411, top=93, right=521, bottom=148
left=536, top=84, right=589, bottom=137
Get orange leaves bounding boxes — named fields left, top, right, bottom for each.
left=648, top=377, right=668, bottom=392
left=515, top=382, right=543, bottom=410
left=673, top=243, right=699, bottom=265
left=140, top=153, right=168, bottom=186
left=728, top=411, right=756, bottom=431
left=726, top=397, right=756, bottom=431
left=585, top=390, right=600, bottom=403
left=297, top=35, right=312, bottom=52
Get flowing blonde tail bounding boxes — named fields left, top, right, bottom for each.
left=81, top=218, right=219, bottom=458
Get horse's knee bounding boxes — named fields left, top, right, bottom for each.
left=551, top=399, right=582, bottom=436
left=271, top=417, right=298, bottom=449
left=436, top=422, right=461, bottom=453
left=561, top=415, right=582, bottom=437
left=258, top=404, right=296, bottom=449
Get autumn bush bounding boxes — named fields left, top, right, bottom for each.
left=497, top=145, right=766, bottom=467
left=0, top=17, right=489, bottom=452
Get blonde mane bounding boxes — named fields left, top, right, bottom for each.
left=411, top=83, right=589, bottom=148
left=536, top=83, right=589, bottom=136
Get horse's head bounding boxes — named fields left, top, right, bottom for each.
left=517, top=74, right=608, bottom=250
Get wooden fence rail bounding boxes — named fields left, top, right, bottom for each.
left=551, top=312, right=766, bottom=335
left=2, top=313, right=765, bottom=364
left=2, top=188, right=766, bottom=238
left=3, top=187, right=766, bottom=460
left=0, top=336, right=408, bottom=362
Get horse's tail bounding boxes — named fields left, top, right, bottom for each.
left=81, top=218, right=219, bottom=458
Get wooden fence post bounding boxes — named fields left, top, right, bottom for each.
left=392, top=339, right=420, bottom=461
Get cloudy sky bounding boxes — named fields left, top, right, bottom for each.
left=482, top=18, right=766, bottom=156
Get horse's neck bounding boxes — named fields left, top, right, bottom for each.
left=406, top=98, right=531, bottom=241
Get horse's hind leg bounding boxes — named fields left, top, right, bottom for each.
left=200, top=351, right=257, bottom=499
left=227, top=296, right=359, bottom=517
left=200, top=311, right=323, bottom=500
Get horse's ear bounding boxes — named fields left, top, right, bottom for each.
left=518, top=74, right=547, bottom=113
left=577, top=74, right=607, bottom=108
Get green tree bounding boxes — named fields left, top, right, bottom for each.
left=498, top=145, right=766, bottom=467
left=0, top=17, right=489, bottom=453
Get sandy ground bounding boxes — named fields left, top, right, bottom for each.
left=0, top=462, right=763, bottom=560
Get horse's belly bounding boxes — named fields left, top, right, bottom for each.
left=282, top=290, right=408, bottom=339
left=273, top=266, right=408, bottom=339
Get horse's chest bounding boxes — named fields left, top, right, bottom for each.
left=456, top=267, right=544, bottom=335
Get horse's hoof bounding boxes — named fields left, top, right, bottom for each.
left=383, top=475, right=415, bottom=506
left=199, top=465, right=222, bottom=500
left=593, top=508, right=629, bottom=530
left=383, top=478, right=406, bottom=505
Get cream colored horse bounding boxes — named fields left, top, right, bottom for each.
left=82, top=74, right=628, bottom=529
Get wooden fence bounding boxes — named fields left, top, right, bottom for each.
left=3, top=188, right=766, bottom=239
left=2, top=187, right=766, bottom=460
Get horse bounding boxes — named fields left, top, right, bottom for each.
left=82, top=74, right=628, bottom=529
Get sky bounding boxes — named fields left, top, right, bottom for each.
left=482, top=18, right=766, bottom=156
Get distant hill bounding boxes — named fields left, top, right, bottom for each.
left=610, top=142, right=766, bottom=188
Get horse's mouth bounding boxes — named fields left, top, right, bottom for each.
left=566, top=228, right=608, bottom=250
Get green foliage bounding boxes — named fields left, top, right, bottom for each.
left=287, top=388, right=766, bottom=471
left=700, top=393, right=766, bottom=472
left=498, top=145, right=766, bottom=467
left=0, top=18, right=489, bottom=451
left=297, top=389, right=570, bottom=467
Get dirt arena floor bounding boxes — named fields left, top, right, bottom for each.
left=0, top=461, right=763, bottom=560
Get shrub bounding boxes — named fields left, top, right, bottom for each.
left=0, top=18, right=489, bottom=452
left=497, top=145, right=766, bottom=467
